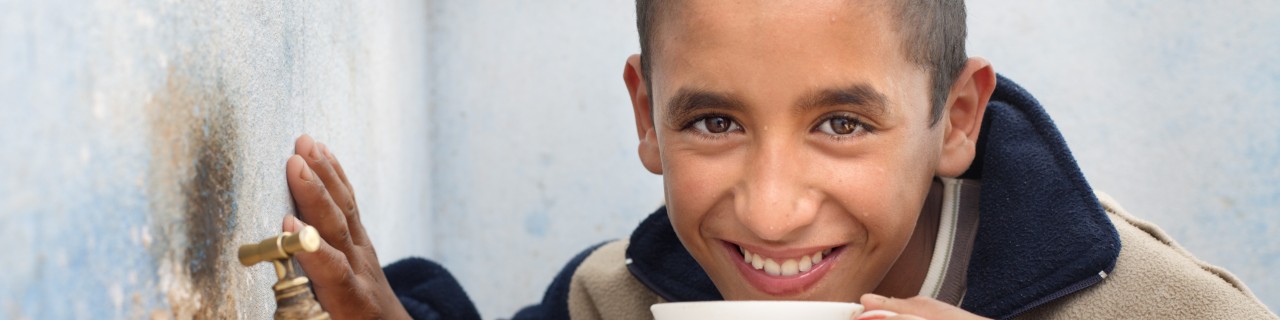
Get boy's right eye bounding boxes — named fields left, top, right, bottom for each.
left=689, top=116, right=742, bottom=135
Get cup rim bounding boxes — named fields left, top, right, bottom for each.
left=652, top=300, right=864, bottom=307
left=651, top=300, right=865, bottom=318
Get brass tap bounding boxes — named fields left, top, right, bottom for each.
left=239, top=225, right=331, bottom=320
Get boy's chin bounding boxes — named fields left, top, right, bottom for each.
left=714, top=271, right=863, bottom=302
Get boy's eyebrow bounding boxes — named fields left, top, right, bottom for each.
left=662, top=83, right=889, bottom=124
left=663, top=88, right=745, bottom=124
left=797, top=83, right=890, bottom=118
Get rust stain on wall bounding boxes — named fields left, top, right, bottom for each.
left=145, top=65, right=242, bottom=319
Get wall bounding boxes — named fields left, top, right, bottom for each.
left=426, top=1, right=663, bottom=317
left=2, top=0, right=1277, bottom=319
left=0, top=0, right=432, bottom=318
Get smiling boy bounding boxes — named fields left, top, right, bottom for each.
left=278, top=1, right=1276, bottom=319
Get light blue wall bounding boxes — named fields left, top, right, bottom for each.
left=1, top=0, right=1276, bottom=319
left=426, top=1, right=662, bottom=317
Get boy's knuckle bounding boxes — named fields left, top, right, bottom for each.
left=346, top=205, right=360, bottom=219
left=334, top=226, right=353, bottom=246
left=334, top=266, right=357, bottom=288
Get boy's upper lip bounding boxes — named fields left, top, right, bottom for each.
left=728, top=241, right=844, bottom=260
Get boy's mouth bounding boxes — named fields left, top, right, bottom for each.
left=739, top=246, right=835, bottom=277
left=723, top=241, right=846, bottom=295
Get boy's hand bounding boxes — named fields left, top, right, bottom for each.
left=282, top=135, right=410, bottom=320
left=856, top=294, right=990, bottom=320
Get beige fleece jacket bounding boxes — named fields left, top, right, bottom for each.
left=1018, top=193, right=1276, bottom=319
left=563, top=193, right=1277, bottom=319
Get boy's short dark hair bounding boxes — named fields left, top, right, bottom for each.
left=635, top=0, right=968, bottom=125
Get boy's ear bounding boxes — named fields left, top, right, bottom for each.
left=936, top=57, right=996, bottom=177
left=624, top=54, right=663, bottom=175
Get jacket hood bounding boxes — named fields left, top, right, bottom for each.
left=624, top=75, right=1121, bottom=319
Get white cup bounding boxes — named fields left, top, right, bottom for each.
left=651, top=301, right=864, bottom=320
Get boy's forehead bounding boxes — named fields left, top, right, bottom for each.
left=655, top=0, right=899, bottom=46
left=649, top=0, right=907, bottom=75
left=647, top=0, right=921, bottom=110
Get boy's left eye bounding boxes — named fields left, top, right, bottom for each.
left=815, top=115, right=867, bottom=136
left=689, top=116, right=742, bottom=135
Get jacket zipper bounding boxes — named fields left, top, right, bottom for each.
left=1000, top=268, right=1112, bottom=319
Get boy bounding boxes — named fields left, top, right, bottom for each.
left=279, top=1, right=1276, bottom=319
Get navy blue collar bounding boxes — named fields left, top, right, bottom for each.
left=625, top=75, right=1121, bottom=319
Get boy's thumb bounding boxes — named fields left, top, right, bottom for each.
left=282, top=214, right=309, bottom=233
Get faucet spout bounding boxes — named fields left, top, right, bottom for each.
left=239, top=225, right=331, bottom=320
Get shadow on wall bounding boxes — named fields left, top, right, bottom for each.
left=144, top=63, right=242, bottom=318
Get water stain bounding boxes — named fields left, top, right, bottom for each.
left=146, top=65, right=241, bottom=319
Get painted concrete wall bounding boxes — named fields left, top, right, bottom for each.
left=426, top=1, right=663, bottom=317
left=2, top=0, right=1277, bottom=319
left=427, top=0, right=1279, bottom=317
left=0, top=0, right=431, bottom=318
left=966, top=0, right=1280, bottom=311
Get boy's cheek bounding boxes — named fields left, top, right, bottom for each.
left=661, top=150, right=744, bottom=259
left=661, top=148, right=742, bottom=213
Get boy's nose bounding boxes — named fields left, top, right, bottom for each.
left=733, top=142, right=822, bottom=242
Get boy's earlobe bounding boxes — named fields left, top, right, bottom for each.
left=624, top=54, right=663, bottom=175
left=936, top=58, right=997, bottom=177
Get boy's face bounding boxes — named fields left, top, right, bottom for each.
left=631, top=0, right=953, bottom=301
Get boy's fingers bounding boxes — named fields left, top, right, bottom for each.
left=295, top=242, right=355, bottom=288
left=320, top=145, right=375, bottom=257
left=295, top=136, right=368, bottom=247
left=282, top=214, right=302, bottom=233
left=860, top=294, right=986, bottom=320
left=315, top=143, right=369, bottom=247
left=321, top=145, right=353, bottom=196
left=282, top=215, right=355, bottom=286
left=293, top=232, right=369, bottom=316
left=286, top=154, right=356, bottom=255
left=854, top=310, right=899, bottom=320
left=295, top=137, right=355, bottom=214
left=884, top=315, right=926, bottom=320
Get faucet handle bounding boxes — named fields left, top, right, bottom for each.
left=238, top=225, right=321, bottom=266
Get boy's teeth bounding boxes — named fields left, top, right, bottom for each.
left=780, top=259, right=799, bottom=276
left=742, top=248, right=830, bottom=277
left=798, top=256, right=813, bottom=272
left=763, top=259, right=781, bottom=276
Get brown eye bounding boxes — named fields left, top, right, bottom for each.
left=693, top=116, right=740, bottom=134
left=817, top=116, right=863, bottom=136
left=704, top=117, right=732, bottom=133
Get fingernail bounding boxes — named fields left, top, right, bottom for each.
left=856, top=310, right=898, bottom=320
left=863, top=293, right=887, bottom=305
left=300, top=165, right=314, bottom=181
left=865, top=293, right=885, bottom=305
left=288, top=215, right=307, bottom=227
left=320, top=144, right=331, bottom=160
left=311, top=142, right=324, bottom=160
